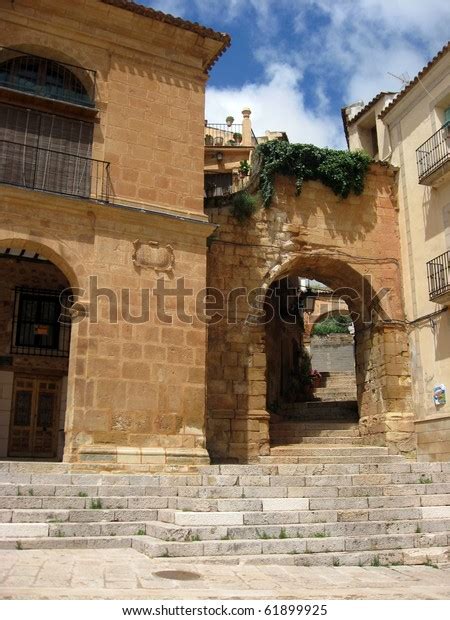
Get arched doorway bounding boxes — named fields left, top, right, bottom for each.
left=264, top=273, right=360, bottom=449
left=0, top=243, right=74, bottom=460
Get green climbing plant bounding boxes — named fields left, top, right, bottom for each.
left=231, top=191, right=258, bottom=223
left=255, top=141, right=372, bottom=207
left=312, top=314, right=353, bottom=336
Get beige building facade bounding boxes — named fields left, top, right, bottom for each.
left=344, top=42, right=450, bottom=461
left=0, top=0, right=229, bottom=468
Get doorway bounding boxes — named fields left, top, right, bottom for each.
left=8, top=375, right=61, bottom=458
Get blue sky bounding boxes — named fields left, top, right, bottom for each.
left=145, top=0, right=450, bottom=148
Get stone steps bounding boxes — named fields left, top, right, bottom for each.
left=270, top=437, right=366, bottom=445
left=272, top=432, right=361, bottom=440
left=270, top=426, right=361, bottom=438
left=0, top=535, right=133, bottom=550
left=0, top=483, right=449, bottom=504
left=136, top=547, right=448, bottom=567
left=259, top=455, right=404, bottom=464
left=156, top=506, right=450, bottom=527
left=0, top=459, right=448, bottom=566
left=279, top=401, right=358, bottom=422
left=269, top=446, right=389, bottom=456
left=133, top=532, right=450, bottom=561
left=312, top=390, right=357, bottom=402
left=144, top=517, right=450, bottom=542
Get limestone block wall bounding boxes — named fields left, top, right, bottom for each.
left=416, top=417, right=450, bottom=462
left=0, top=186, right=212, bottom=468
left=2, top=0, right=215, bottom=217
left=206, top=164, right=414, bottom=462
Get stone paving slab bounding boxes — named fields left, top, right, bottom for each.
left=0, top=549, right=449, bottom=599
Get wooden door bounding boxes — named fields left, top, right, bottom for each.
left=8, top=376, right=60, bottom=458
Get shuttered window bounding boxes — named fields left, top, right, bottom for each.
left=0, top=103, right=94, bottom=196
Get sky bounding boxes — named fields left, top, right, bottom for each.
left=145, top=0, right=450, bottom=148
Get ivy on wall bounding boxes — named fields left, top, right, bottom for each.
left=255, top=141, right=372, bottom=207
left=231, top=191, right=258, bottom=223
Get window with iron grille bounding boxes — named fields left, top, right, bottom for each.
left=0, top=53, right=95, bottom=107
left=11, top=287, right=72, bottom=357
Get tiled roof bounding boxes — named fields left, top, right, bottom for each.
left=346, top=92, right=397, bottom=126
left=99, top=0, right=231, bottom=71
left=379, top=41, right=450, bottom=119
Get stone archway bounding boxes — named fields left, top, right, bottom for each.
left=0, top=238, right=82, bottom=461
left=206, top=163, right=415, bottom=462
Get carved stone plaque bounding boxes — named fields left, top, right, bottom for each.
left=132, top=239, right=175, bottom=275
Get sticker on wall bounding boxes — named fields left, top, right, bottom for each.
left=433, top=384, right=447, bottom=406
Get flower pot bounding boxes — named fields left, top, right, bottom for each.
left=205, top=135, right=213, bottom=146
left=214, top=137, right=224, bottom=146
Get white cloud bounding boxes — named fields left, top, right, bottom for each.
left=147, top=0, right=450, bottom=147
left=293, top=0, right=450, bottom=103
left=206, top=62, right=344, bottom=148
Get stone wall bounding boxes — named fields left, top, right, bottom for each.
left=0, top=186, right=212, bottom=468
left=0, top=0, right=221, bottom=468
left=310, top=334, right=355, bottom=373
left=416, top=416, right=450, bottom=462
left=206, top=164, right=415, bottom=461
left=2, top=0, right=215, bottom=216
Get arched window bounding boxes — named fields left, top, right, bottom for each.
left=0, top=54, right=93, bottom=107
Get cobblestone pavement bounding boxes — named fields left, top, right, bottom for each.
left=0, top=549, right=450, bottom=599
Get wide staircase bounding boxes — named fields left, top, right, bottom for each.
left=0, top=458, right=449, bottom=567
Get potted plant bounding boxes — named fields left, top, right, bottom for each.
left=239, top=159, right=250, bottom=177
left=214, top=136, right=224, bottom=146
left=205, top=134, right=213, bottom=146
left=226, top=116, right=234, bottom=127
left=226, top=139, right=235, bottom=146
left=233, top=132, right=242, bottom=145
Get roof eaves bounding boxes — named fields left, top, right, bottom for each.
left=99, top=0, right=231, bottom=71
left=346, top=91, right=397, bottom=126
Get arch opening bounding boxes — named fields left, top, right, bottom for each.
left=0, top=242, right=75, bottom=460
left=264, top=272, right=360, bottom=448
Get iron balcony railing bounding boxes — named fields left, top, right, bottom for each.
left=416, top=124, right=449, bottom=183
left=427, top=250, right=450, bottom=301
left=0, top=47, right=96, bottom=108
left=0, top=139, right=111, bottom=202
left=205, top=123, right=258, bottom=147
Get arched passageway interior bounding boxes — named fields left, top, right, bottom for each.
left=0, top=245, right=72, bottom=460
left=264, top=274, right=359, bottom=446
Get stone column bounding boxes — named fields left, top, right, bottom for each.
left=357, top=322, right=415, bottom=456
left=242, top=107, right=252, bottom=147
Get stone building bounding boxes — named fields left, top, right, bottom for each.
left=0, top=0, right=229, bottom=466
left=0, top=0, right=446, bottom=470
left=343, top=42, right=450, bottom=461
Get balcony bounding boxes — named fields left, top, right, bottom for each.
left=205, top=123, right=258, bottom=147
left=0, top=47, right=96, bottom=109
left=427, top=250, right=450, bottom=304
left=0, top=139, right=111, bottom=202
left=416, top=124, right=450, bottom=186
